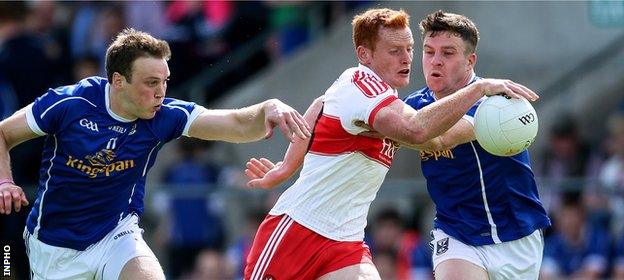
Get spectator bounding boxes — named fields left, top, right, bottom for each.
left=541, top=192, right=611, bottom=280
left=409, top=238, right=434, bottom=280
left=0, top=2, right=52, bottom=185
left=226, top=210, right=265, bottom=280
left=123, top=1, right=168, bottom=39
left=368, top=208, right=422, bottom=280
left=0, top=2, right=57, bottom=109
left=599, top=112, right=624, bottom=191
left=185, top=249, right=235, bottom=280
left=0, top=77, right=17, bottom=120
left=375, top=249, right=399, bottom=280
left=72, top=55, right=100, bottom=82
left=26, top=1, right=73, bottom=84
left=160, top=138, right=225, bottom=279
left=538, top=115, right=592, bottom=185
left=164, top=0, right=234, bottom=91
left=613, top=233, right=624, bottom=280
left=597, top=112, right=624, bottom=233
left=70, top=3, right=127, bottom=76
left=91, top=4, right=126, bottom=74
left=266, top=1, right=311, bottom=61
left=537, top=114, right=599, bottom=221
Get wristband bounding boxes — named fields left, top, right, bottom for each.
left=0, top=179, right=14, bottom=187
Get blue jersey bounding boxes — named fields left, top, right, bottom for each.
left=403, top=78, right=550, bottom=246
left=24, top=77, right=201, bottom=250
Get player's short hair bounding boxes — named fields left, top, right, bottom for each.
left=105, top=28, right=171, bottom=82
left=352, top=8, right=410, bottom=51
left=419, top=10, right=479, bottom=55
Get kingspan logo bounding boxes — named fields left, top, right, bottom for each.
left=420, top=149, right=455, bottom=161
left=66, top=149, right=135, bottom=178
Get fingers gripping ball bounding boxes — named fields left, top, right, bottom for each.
left=474, top=94, right=538, bottom=156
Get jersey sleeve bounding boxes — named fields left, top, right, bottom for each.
left=26, top=86, right=95, bottom=135
left=403, top=93, right=423, bottom=110
left=402, top=88, right=431, bottom=110
left=335, top=84, right=398, bottom=135
left=462, top=97, right=486, bottom=126
left=155, top=98, right=203, bottom=142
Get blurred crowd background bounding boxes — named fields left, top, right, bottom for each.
left=2, top=1, right=624, bottom=280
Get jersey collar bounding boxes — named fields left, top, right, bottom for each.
left=357, top=64, right=399, bottom=96
left=358, top=64, right=383, bottom=81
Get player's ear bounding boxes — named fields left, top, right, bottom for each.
left=467, top=53, right=476, bottom=69
left=111, top=72, right=125, bottom=88
left=356, top=45, right=372, bottom=65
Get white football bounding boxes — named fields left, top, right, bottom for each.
left=474, top=95, right=538, bottom=156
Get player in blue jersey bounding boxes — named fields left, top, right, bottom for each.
left=0, top=28, right=311, bottom=280
left=401, top=11, right=551, bottom=279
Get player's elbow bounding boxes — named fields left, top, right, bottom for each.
left=402, top=129, right=431, bottom=146
left=408, top=135, right=429, bottom=146
left=376, top=120, right=430, bottom=146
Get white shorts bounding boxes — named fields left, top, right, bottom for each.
left=430, top=228, right=544, bottom=280
left=24, top=214, right=158, bottom=280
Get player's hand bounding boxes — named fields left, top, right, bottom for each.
left=245, top=158, right=290, bottom=189
left=475, top=79, right=539, bottom=101
left=263, top=99, right=311, bottom=142
left=0, top=183, right=29, bottom=215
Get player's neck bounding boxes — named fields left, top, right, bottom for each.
left=109, top=88, right=137, bottom=120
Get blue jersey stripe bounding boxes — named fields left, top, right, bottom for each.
left=142, top=142, right=160, bottom=177
left=40, top=97, right=97, bottom=119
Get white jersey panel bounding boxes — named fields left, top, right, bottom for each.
left=269, top=153, right=387, bottom=241
left=269, top=64, right=398, bottom=241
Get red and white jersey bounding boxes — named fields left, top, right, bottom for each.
left=269, top=64, right=400, bottom=241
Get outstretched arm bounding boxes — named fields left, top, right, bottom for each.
left=401, top=118, right=475, bottom=151
left=245, top=96, right=324, bottom=189
left=187, top=99, right=311, bottom=143
left=373, top=78, right=538, bottom=146
left=0, top=106, right=38, bottom=214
